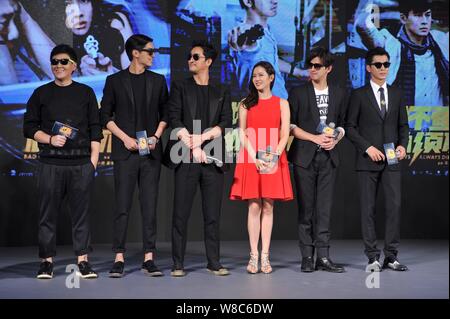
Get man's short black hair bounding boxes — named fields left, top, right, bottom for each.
left=191, top=39, right=218, bottom=64
left=50, top=44, right=78, bottom=63
left=307, top=46, right=335, bottom=67
left=239, top=0, right=255, bottom=10
left=398, top=0, right=432, bottom=16
left=366, top=47, right=390, bottom=65
left=125, top=34, right=154, bottom=61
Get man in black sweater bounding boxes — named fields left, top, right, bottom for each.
left=23, top=44, right=103, bottom=279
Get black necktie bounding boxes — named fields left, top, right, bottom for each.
left=379, top=87, right=386, bottom=119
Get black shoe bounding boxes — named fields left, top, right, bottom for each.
left=301, top=257, right=314, bottom=273
left=142, top=260, right=163, bottom=277
left=109, top=261, right=125, bottom=278
left=383, top=256, right=408, bottom=271
left=367, top=257, right=382, bottom=272
left=36, top=261, right=53, bottom=279
left=315, top=257, right=345, bottom=273
left=77, top=261, right=98, bottom=279
left=207, top=265, right=230, bottom=276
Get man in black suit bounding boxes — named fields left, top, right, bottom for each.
left=164, top=40, right=232, bottom=277
left=346, top=47, right=409, bottom=272
left=289, top=47, right=347, bottom=273
left=100, top=34, right=168, bottom=278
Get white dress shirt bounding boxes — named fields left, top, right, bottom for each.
left=370, top=80, right=389, bottom=112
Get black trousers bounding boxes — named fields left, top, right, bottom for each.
left=112, top=153, right=161, bottom=254
left=172, top=163, right=224, bottom=269
left=293, top=151, right=336, bottom=258
left=357, top=169, right=401, bottom=260
left=37, top=162, right=95, bottom=259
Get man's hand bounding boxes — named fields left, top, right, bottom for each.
left=192, top=147, right=207, bottom=163
left=396, top=145, right=406, bottom=160
left=50, top=135, right=67, bottom=148
left=123, top=135, right=137, bottom=151
left=178, top=132, right=193, bottom=149
left=313, top=133, right=334, bottom=149
left=323, top=138, right=338, bottom=151
left=80, top=53, right=113, bottom=75
left=227, top=25, right=258, bottom=51
left=366, top=146, right=385, bottom=162
left=148, top=136, right=158, bottom=151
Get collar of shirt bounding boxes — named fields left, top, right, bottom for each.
left=370, top=80, right=389, bottom=110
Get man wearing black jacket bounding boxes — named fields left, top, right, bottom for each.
left=23, top=44, right=102, bottom=279
left=100, top=34, right=168, bottom=278
left=346, top=47, right=409, bottom=272
left=164, top=40, right=232, bottom=277
left=289, top=47, right=347, bottom=273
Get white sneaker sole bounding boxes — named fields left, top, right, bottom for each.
left=76, top=271, right=98, bottom=279
left=36, top=273, right=53, bottom=279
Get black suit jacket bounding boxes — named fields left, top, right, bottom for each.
left=345, top=84, right=409, bottom=171
left=288, top=82, right=348, bottom=168
left=163, top=77, right=232, bottom=171
left=100, top=69, right=169, bottom=161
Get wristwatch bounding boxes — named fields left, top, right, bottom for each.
left=151, top=135, right=160, bottom=143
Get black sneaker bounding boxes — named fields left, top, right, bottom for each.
left=36, top=261, right=53, bottom=279
left=109, top=261, right=125, bottom=278
left=141, top=260, right=163, bottom=277
left=77, top=261, right=98, bottom=279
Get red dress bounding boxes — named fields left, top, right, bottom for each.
left=230, top=96, right=293, bottom=201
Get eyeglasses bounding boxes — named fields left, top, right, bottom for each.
left=51, top=58, right=76, bottom=66
left=187, top=53, right=206, bottom=61
left=307, top=62, right=325, bottom=70
left=140, top=48, right=156, bottom=56
left=370, top=62, right=391, bottom=69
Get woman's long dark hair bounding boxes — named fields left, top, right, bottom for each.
left=241, top=61, right=276, bottom=109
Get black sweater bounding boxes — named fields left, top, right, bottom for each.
left=23, top=81, right=103, bottom=165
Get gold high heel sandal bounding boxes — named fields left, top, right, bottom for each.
left=261, top=252, right=272, bottom=274
left=247, top=252, right=259, bottom=274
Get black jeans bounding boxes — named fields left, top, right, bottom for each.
left=37, top=162, right=95, bottom=258
left=293, top=151, right=336, bottom=259
left=358, top=169, right=401, bottom=260
left=112, top=153, right=161, bottom=254
left=172, top=163, right=224, bottom=269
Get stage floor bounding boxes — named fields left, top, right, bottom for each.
left=0, top=240, right=448, bottom=299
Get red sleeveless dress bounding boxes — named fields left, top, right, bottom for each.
left=230, top=96, right=293, bottom=201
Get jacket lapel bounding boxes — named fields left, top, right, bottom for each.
left=365, top=85, right=384, bottom=120
left=327, top=85, right=336, bottom=123
left=145, top=71, right=153, bottom=113
left=187, top=78, right=197, bottom=120
left=208, top=84, right=220, bottom=125
left=385, top=85, right=394, bottom=119
left=121, top=70, right=135, bottom=119
left=307, top=82, right=320, bottom=125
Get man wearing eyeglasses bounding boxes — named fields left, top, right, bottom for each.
left=288, top=47, right=347, bottom=273
left=23, top=44, right=102, bottom=279
left=100, top=34, right=168, bottom=278
left=164, top=40, right=232, bottom=277
left=346, top=47, right=410, bottom=272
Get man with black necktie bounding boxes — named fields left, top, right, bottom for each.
left=164, top=40, right=232, bottom=277
left=346, top=47, right=410, bottom=272
left=100, top=34, right=169, bottom=278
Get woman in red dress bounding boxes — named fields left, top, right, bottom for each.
left=230, top=61, right=293, bottom=274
